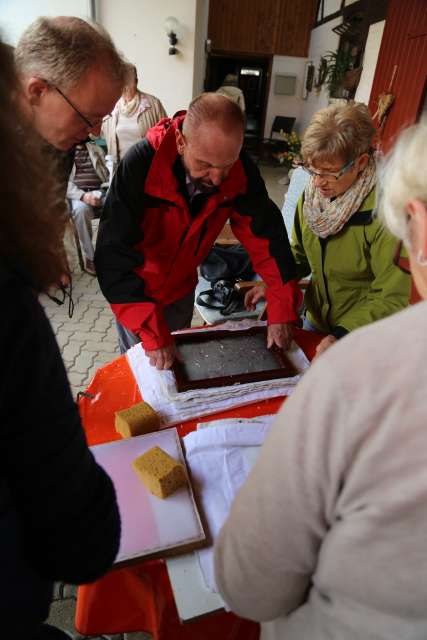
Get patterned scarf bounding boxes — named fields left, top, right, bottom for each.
left=303, top=156, right=376, bottom=238
left=116, top=91, right=151, bottom=118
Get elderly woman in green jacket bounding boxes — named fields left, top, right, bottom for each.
left=246, top=102, right=410, bottom=358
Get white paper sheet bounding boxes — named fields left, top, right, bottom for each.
left=126, top=321, right=309, bottom=427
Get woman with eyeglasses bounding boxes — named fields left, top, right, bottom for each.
left=215, top=120, right=427, bottom=640
left=246, top=102, right=410, bottom=358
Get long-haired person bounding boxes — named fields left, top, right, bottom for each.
left=0, top=41, right=120, bottom=640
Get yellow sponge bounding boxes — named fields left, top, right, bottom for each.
left=115, top=401, right=161, bottom=438
left=132, top=446, right=187, bottom=499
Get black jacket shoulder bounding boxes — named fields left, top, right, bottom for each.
left=0, top=267, right=120, bottom=600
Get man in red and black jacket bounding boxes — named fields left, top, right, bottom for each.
left=95, top=93, right=302, bottom=369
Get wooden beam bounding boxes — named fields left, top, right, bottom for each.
left=315, top=9, right=344, bottom=28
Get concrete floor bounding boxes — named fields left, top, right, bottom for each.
left=42, top=163, right=289, bottom=638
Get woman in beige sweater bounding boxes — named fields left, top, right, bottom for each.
left=214, top=121, right=427, bottom=639
left=101, top=63, right=167, bottom=169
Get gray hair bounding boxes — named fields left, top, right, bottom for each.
left=379, top=121, right=427, bottom=245
left=183, top=92, right=245, bottom=138
left=15, top=16, right=127, bottom=89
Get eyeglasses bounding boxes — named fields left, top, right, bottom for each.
left=54, top=85, right=96, bottom=129
left=293, top=159, right=355, bottom=182
left=42, top=80, right=104, bottom=130
left=393, top=240, right=411, bottom=275
left=46, top=275, right=75, bottom=318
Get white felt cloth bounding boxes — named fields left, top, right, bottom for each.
left=183, top=416, right=275, bottom=592
left=126, top=321, right=309, bottom=427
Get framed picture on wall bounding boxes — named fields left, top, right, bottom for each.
left=274, top=74, right=297, bottom=96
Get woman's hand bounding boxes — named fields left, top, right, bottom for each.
left=244, top=284, right=266, bottom=311
left=313, top=335, right=337, bottom=360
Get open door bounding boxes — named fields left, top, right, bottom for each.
left=204, top=52, right=272, bottom=147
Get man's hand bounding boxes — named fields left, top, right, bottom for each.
left=267, top=323, right=293, bottom=352
left=244, top=284, right=266, bottom=311
left=145, top=342, right=177, bottom=370
left=82, top=191, right=102, bottom=207
left=313, top=335, right=337, bottom=360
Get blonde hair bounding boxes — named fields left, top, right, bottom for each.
left=15, top=16, right=127, bottom=89
left=302, top=102, right=376, bottom=165
left=183, top=92, right=245, bottom=138
left=379, top=121, right=427, bottom=244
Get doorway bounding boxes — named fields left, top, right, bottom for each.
left=204, top=53, right=272, bottom=147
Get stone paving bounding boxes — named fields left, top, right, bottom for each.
left=40, top=263, right=121, bottom=399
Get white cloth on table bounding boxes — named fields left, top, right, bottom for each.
left=125, top=320, right=310, bottom=427
left=183, top=415, right=275, bottom=592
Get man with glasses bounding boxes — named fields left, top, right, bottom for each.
left=15, top=16, right=125, bottom=186
left=16, top=16, right=125, bottom=152
left=14, top=16, right=125, bottom=292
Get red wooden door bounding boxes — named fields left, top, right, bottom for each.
left=368, top=0, right=427, bottom=153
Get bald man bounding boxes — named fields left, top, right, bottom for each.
left=96, top=93, right=302, bottom=369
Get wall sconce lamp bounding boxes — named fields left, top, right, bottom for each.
left=164, top=16, right=179, bottom=55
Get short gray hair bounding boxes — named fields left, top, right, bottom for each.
left=15, top=16, right=127, bottom=89
left=379, top=120, right=427, bottom=244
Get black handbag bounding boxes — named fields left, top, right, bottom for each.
left=197, top=245, right=255, bottom=316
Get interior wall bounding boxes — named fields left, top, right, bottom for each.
left=299, top=16, right=341, bottom=133
left=263, top=55, right=308, bottom=137
left=318, top=0, right=342, bottom=20
left=0, top=0, right=89, bottom=45
left=98, top=0, right=198, bottom=117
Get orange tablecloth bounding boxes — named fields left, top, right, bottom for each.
left=75, top=327, right=321, bottom=639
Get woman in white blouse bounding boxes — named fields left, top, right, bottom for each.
left=101, top=63, right=167, bottom=169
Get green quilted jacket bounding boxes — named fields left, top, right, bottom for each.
left=291, top=187, right=411, bottom=337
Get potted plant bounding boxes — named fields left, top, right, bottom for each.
left=324, top=47, right=353, bottom=98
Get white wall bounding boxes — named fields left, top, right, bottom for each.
left=299, top=16, right=341, bottom=132
left=1, top=0, right=199, bottom=116
left=355, top=20, right=385, bottom=106
left=98, top=0, right=198, bottom=116
left=0, top=0, right=89, bottom=45
left=318, top=0, right=341, bottom=21
left=264, top=55, right=308, bottom=137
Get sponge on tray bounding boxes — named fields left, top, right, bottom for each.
left=132, top=446, right=187, bottom=499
